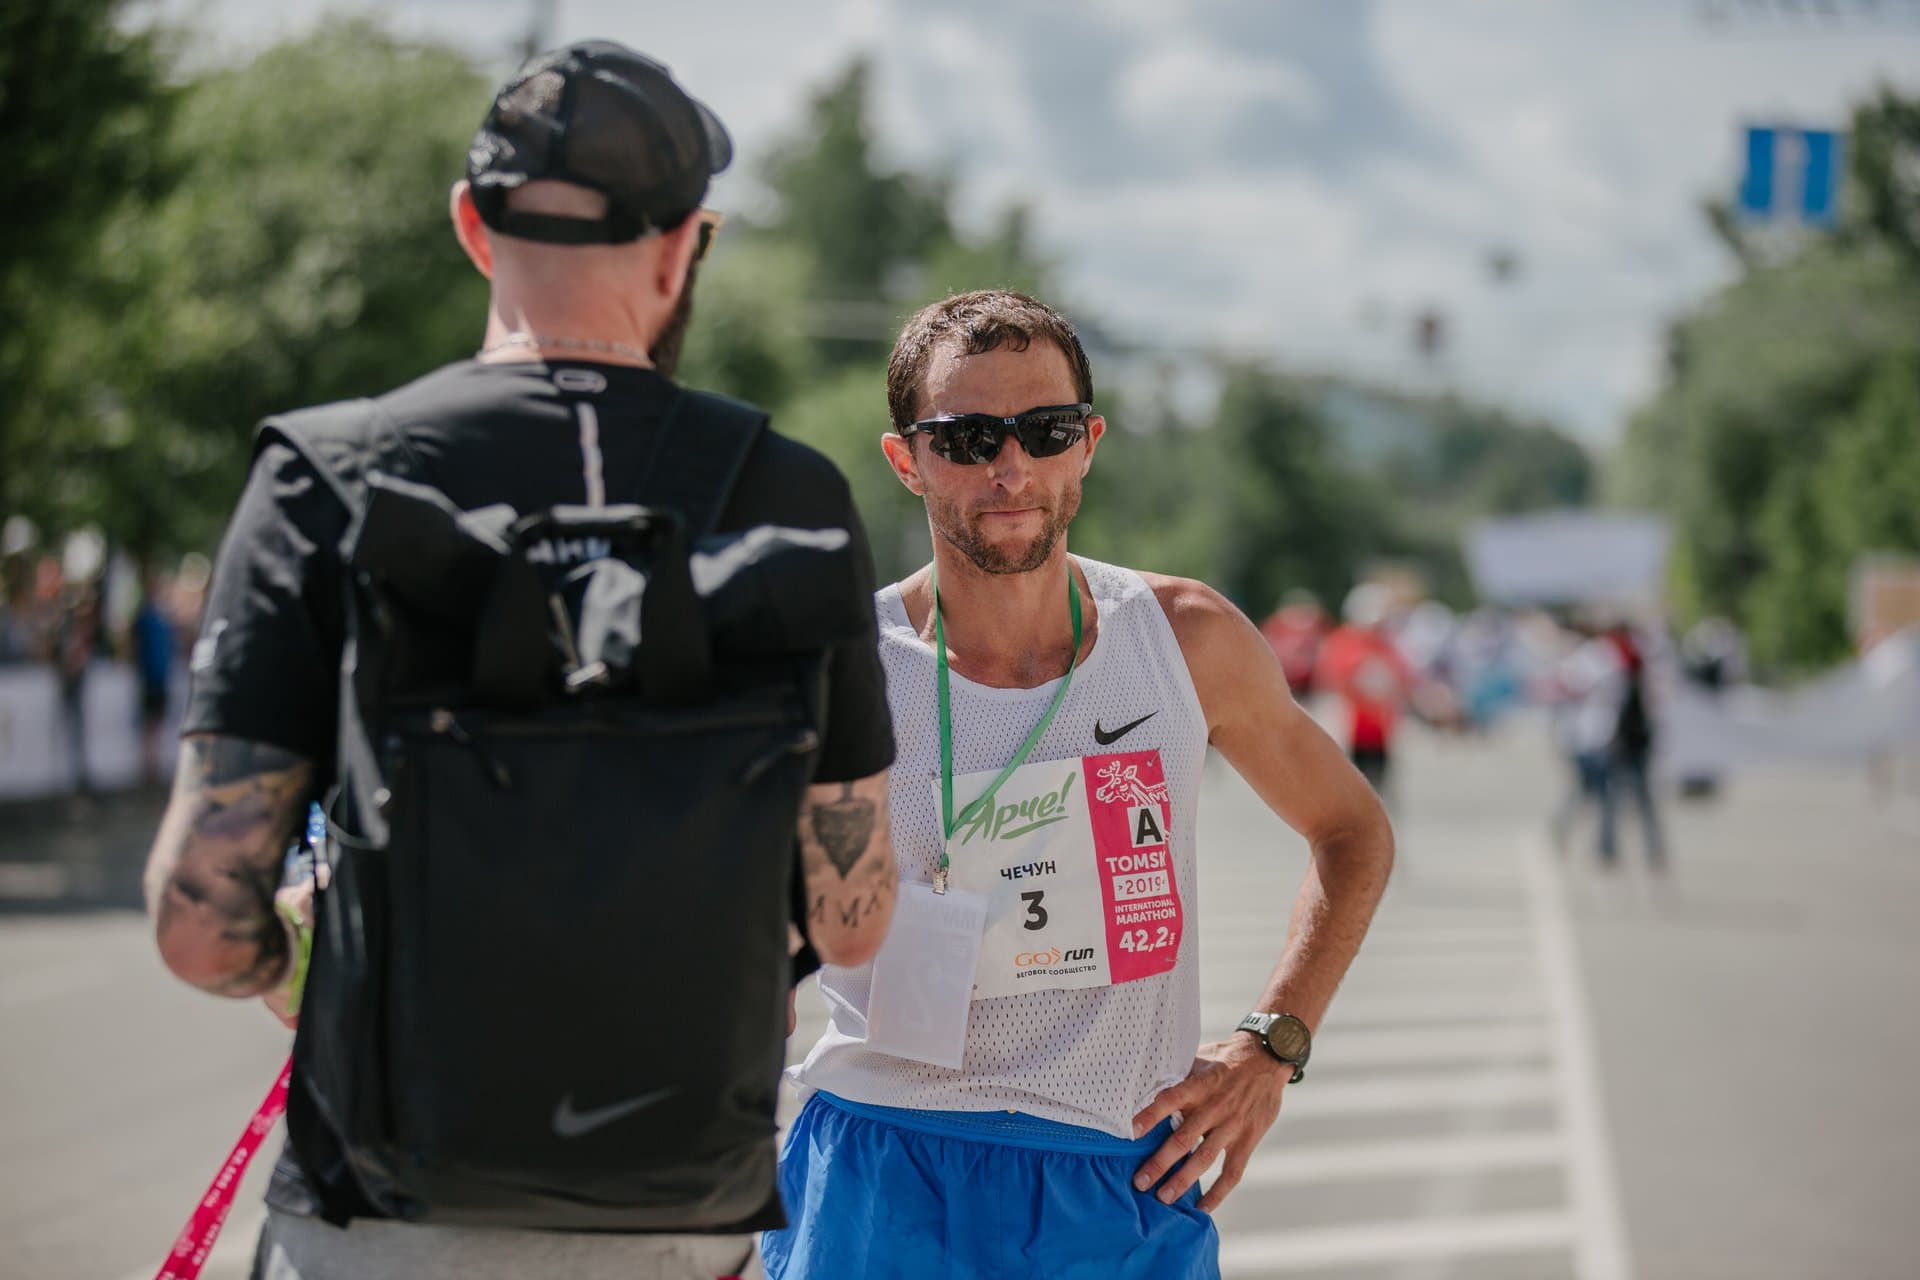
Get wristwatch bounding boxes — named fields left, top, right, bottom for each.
left=1235, top=1011, right=1311, bottom=1083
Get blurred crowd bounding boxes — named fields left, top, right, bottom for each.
left=0, top=517, right=210, bottom=789
left=1261, top=583, right=1756, bottom=869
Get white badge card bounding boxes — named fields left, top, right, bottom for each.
left=864, top=881, right=987, bottom=1069
left=938, top=749, right=1183, bottom=1001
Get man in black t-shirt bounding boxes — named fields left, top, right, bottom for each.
left=143, top=42, right=896, bottom=1280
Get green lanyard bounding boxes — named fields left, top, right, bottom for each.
left=933, top=560, right=1083, bottom=893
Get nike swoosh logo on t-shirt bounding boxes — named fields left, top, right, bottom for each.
left=551, top=1087, right=676, bottom=1139
left=1093, top=711, right=1158, bottom=745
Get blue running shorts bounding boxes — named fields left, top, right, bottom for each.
left=761, top=1091, right=1220, bottom=1280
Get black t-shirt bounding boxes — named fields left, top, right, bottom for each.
left=182, top=359, right=894, bottom=784
left=181, top=359, right=895, bottom=1227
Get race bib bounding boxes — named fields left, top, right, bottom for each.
left=938, top=749, right=1184, bottom=999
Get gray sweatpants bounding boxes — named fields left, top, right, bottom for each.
left=250, top=1210, right=760, bottom=1280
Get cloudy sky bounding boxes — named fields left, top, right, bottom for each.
left=167, top=0, right=1920, bottom=442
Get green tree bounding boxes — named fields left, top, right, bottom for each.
left=1814, top=352, right=1920, bottom=560
left=913, top=206, right=1053, bottom=307
left=0, top=0, right=172, bottom=539
left=774, top=364, right=929, bottom=582
left=1844, top=86, right=1920, bottom=264
left=683, top=57, right=1063, bottom=578
left=676, top=234, right=817, bottom=410
left=1072, top=392, right=1232, bottom=588
left=42, top=21, right=491, bottom=556
left=1615, top=87, right=1920, bottom=668
left=1747, top=350, right=1920, bottom=667
left=1208, top=367, right=1384, bottom=613
left=759, top=60, right=952, bottom=306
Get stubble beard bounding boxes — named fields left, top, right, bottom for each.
left=928, top=479, right=1082, bottom=576
left=648, top=259, right=700, bottom=378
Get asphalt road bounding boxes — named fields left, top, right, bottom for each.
left=2, top=718, right=1915, bottom=1279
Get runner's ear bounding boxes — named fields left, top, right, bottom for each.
left=449, top=181, right=495, bottom=280
left=1079, top=414, right=1106, bottom=477
left=881, top=432, right=925, bottom=496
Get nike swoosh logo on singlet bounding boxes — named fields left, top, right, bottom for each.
left=1093, top=711, right=1158, bottom=745
left=551, top=1087, right=677, bottom=1139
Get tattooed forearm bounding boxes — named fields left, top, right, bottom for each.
left=145, top=734, right=316, bottom=997
left=805, top=889, right=889, bottom=931
left=796, top=771, right=897, bottom=967
left=809, top=782, right=877, bottom=877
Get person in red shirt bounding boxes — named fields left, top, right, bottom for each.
left=1259, top=590, right=1329, bottom=697
left=1315, top=584, right=1416, bottom=794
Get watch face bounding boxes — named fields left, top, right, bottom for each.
left=1265, top=1015, right=1311, bottom=1062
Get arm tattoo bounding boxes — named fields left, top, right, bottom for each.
left=146, top=735, right=315, bottom=997
left=806, top=890, right=887, bottom=931
left=808, top=782, right=877, bottom=878
left=797, top=776, right=895, bottom=959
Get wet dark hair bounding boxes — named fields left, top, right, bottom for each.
left=885, top=290, right=1094, bottom=433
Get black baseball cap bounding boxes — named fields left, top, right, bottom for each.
left=466, top=41, right=733, bottom=245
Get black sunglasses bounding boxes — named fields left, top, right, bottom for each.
left=692, top=209, right=723, bottom=264
left=901, top=402, right=1092, bottom=464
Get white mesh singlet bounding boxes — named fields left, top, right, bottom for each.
left=793, top=556, right=1209, bottom=1138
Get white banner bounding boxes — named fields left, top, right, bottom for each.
left=1660, top=627, right=1920, bottom=774
left=0, top=661, right=169, bottom=799
left=0, top=666, right=65, bottom=800
left=80, top=663, right=143, bottom=791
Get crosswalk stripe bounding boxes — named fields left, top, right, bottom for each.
left=1312, top=1022, right=1552, bottom=1068
left=1522, top=837, right=1633, bottom=1280
left=1203, top=994, right=1546, bottom=1029
left=1218, top=1210, right=1578, bottom=1273
left=1279, top=1069, right=1557, bottom=1118
left=1209, top=944, right=1535, bottom=976
left=1237, top=1131, right=1565, bottom=1185
left=1199, top=807, right=1624, bottom=1276
left=1341, top=936, right=1538, bottom=957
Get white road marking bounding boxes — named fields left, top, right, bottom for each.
left=1201, top=787, right=1632, bottom=1279
left=1315, top=1022, right=1552, bottom=1068
left=1239, top=1131, right=1565, bottom=1185
left=1204, top=991, right=1546, bottom=1029
left=1279, top=1069, right=1558, bottom=1119
left=1198, top=923, right=1534, bottom=947
left=1523, top=835, right=1634, bottom=1280
left=1219, top=1210, right=1578, bottom=1273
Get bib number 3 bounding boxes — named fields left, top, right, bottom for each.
left=1021, top=890, right=1048, bottom=931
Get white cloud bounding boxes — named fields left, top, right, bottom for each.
left=154, top=0, right=1920, bottom=440
left=1115, top=40, right=1322, bottom=144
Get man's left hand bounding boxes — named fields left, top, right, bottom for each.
left=260, top=864, right=328, bottom=1029
left=1130, top=1034, right=1289, bottom=1211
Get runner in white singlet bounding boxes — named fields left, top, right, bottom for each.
left=764, top=290, right=1395, bottom=1280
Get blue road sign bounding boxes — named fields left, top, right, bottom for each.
left=1739, top=125, right=1844, bottom=227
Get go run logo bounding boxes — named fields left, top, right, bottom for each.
left=1013, top=945, right=1097, bottom=967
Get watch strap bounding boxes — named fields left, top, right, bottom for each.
left=1235, top=1010, right=1308, bottom=1083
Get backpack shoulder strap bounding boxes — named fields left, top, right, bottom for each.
left=253, top=396, right=419, bottom=851
left=255, top=397, right=421, bottom=529
left=638, top=389, right=769, bottom=536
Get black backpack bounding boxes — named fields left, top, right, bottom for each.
left=264, top=385, right=863, bottom=1231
